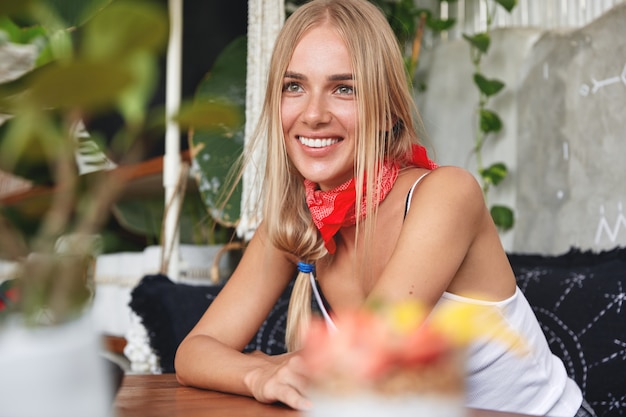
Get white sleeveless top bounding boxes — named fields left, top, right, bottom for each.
left=311, top=172, right=583, bottom=416
left=436, top=289, right=582, bottom=416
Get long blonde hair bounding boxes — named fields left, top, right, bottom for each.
left=240, top=0, right=427, bottom=351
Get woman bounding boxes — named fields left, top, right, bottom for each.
left=175, top=1, right=593, bottom=416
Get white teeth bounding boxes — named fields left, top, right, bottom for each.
left=298, top=136, right=339, bottom=148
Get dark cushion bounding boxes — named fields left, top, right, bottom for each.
left=129, top=274, right=291, bottom=373
left=508, top=247, right=626, bottom=417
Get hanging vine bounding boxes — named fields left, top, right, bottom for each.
left=370, top=0, right=455, bottom=86
left=462, top=0, right=517, bottom=230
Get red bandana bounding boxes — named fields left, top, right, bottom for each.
left=305, top=144, right=437, bottom=254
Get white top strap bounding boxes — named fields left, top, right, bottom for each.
left=309, top=272, right=337, bottom=332
left=404, top=172, right=430, bottom=215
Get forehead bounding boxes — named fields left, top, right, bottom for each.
left=288, top=24, right=352, bottom=72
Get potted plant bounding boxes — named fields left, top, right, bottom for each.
left=0, top=0, right=245, bottom=412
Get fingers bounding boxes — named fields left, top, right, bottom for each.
left=253, top=355, right=312, bottom=410
left=279, top=385, right=312, bottom=411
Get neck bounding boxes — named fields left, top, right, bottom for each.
left=335, top=224, right=357, bottom=252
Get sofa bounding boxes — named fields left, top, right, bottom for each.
left=129, top=246, right=626, bottom=417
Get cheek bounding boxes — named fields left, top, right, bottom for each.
left=335, top=105, right=358, bottom=132
left=280, top=99, right=298, bottom=132
left=281, top=103, right=297, bottom=155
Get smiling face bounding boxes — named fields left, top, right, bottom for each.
left=281, top=24, right=357, bottom=191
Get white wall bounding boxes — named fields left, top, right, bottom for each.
left=416, top=2, right=626, bottom=254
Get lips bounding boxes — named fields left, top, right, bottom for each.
left=298, top=136, right=341, bottom=148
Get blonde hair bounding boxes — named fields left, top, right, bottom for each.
left=241, top=0, right=426, bottom=351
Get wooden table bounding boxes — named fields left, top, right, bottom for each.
left=114, top=374, right=295, bottom=417
left=113, top=373, right=535, bottom=417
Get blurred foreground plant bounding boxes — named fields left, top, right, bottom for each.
left=0, top=0, right=239, bottom=326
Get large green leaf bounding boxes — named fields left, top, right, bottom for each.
left=190, top=36, right=247, bottom=227
left=27, top=59, right=134, bottom=110
left=0, top=59, right=134, bottom=112
left=176, top=101, right=241, bottom=131
left=0, top=0, right=36, bottom=16
left=112, top=190, right=215, bottom=245
left=82, top=0, right=168, bottom=60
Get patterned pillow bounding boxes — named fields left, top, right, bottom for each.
left=508, top=247, right=626, bottom=417
left=129, top=274, right=291, bottom=373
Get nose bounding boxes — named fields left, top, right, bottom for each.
left=302, top=93, right=331, bottom=127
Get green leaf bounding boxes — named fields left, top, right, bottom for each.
left=462, top=33, right=490, bottom=54
left=26, top=60, right=134, bottom=110
left=34, top=41, right=55, bottom=67
left=480, top=162, right=508, bottom=186
left=176, top=100, right=241, bottom=131
left=115, top=52, right=159, bottom=125
left=0, top=0, right=35, bottom=16
left=0, top=113, right=54, bottom=183
left=369, top=0, right=420, bottom=45
left=0, top=68, right=35, bottom=106
left=479, top=109, right=502, bottom=133
left=190, top=36, right=247, bottom=227
left=112, top=191, right=214, bottom=245
left=82, top=0, right=168, bottom=60
left=490, top=205, right=514, bottom=230
left=426, top=18, right=456, bottom=32
left=0, top=17, right=47, bottom=44
left=494, top=0, right=517, bottom=13
left=473, top=73, right=505, bottom=96
left=45, top=0, right=113, bottom=28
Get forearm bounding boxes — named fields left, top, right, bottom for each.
left=174, top=334, right=278, bottom=397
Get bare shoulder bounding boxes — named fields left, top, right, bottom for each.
left=400, top=166, right=489, bottom=240
left=413, top=166, right=485, bottom=208
left=423, top=165, right=481, bottom=186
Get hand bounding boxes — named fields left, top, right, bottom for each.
left=244, top=352, right=312, bottom=410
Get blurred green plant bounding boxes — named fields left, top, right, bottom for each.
left=0, top=0, right=169, bottom=255
left=0, top=0, right=240, bottom=325
left=462, top=0, right=516, bottom=230
left=0, top=0, right=241, bottom=252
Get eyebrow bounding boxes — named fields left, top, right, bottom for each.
left=284, top=71, right=354, bottom=81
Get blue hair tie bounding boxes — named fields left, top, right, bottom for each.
left=297, top=261, right=315, bottom=273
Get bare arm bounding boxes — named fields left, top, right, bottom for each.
left=174, top=223, right=311, bottom=409
left=369, top=166, right=516, bottom=308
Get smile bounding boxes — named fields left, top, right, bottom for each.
left=298, top=136, right=340, bottom=148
